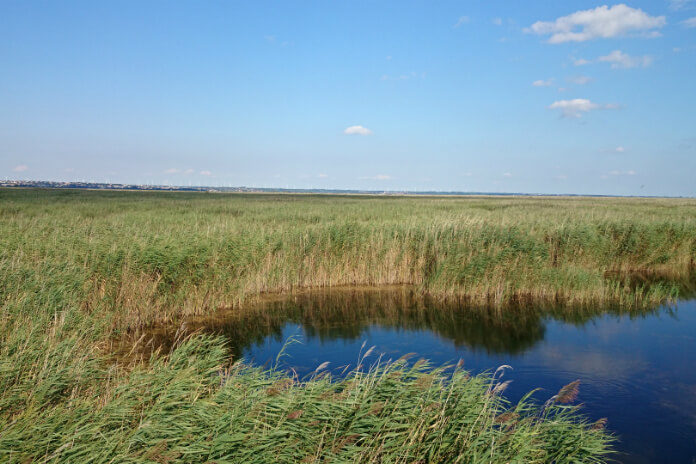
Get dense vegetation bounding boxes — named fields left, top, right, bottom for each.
left=3, top=188, right=695, bottom=462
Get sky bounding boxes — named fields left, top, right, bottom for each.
left=1, top=1, right=695, bottom=196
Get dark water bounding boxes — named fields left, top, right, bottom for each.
left=155, top=286, right=696, bottom=463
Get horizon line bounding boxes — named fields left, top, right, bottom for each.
left=0, top=179, right=692, bottom=199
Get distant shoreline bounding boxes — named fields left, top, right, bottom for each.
left=0, top=180, right=688, bottom=199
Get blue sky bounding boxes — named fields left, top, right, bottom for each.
left=1, top=1, right=695, bottom=195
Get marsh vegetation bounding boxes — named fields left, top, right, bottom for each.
left=2, top=188, right=696, bottom=462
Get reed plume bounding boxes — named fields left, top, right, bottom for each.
left=556, top=380, right=581, bottom=404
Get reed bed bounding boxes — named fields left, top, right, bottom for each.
left=0, top=335, right=613, bottom=463
left=2, top=189, right=695, bottom=330
left=2, top=188, right=695, bottom=462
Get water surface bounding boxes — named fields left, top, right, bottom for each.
left=153, top=286, right=696, bottom=463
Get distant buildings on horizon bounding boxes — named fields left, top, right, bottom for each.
left=0, top=179, right=683, bottom=198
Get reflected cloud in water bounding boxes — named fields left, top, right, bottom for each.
left=133, top=283, right=696, bottom=463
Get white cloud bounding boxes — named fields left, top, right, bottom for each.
left=615, top=146, right=626, bottom=153
left=525, top=4, right=665, bottom=43
left=532, top=79, right=553, bottom=87
left=360, top=174, right=391, bottom=180
left=682, top=17, right=696, bottom=27
left=568, top=75, right=593, bottom=85
left=318, top=173, right=328, bottom=178
left=548, top=98, right=617, bottom=118
left=164, top=168, right=180, bottom=174
left=454, top=16, right=470, bottom=28
left=184, top=168, right=194, bottom=175
left=502, top=172, right=513, bottom=178
left=13, top=165, right=28, bottom=172
left=609, top=169, right=636, bottom=176
left=555, top=174, right=568, bottom=180
left=492, top=17, right=503, bottom=26
left=344, top=125, right=373, bottom=136
left=573, top=50, right=652, bottom=69
left=598, top=50, right=652, bottom=68
left=669, top=0, right=693, bottom=11
left=549, top=99, right=600, bottom=118
left=200, top=170, right=212, bottom=176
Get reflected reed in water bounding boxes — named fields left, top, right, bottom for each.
left=128, top=271, right=696, bottom=363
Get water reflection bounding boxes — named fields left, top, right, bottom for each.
left=133, top=280, right=696, bottom=463
left=145, top=283, right=684, bottom=361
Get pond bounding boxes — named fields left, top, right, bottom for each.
left=147, top=285, right=696, bottom=463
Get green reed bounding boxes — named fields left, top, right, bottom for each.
left=2, top=187, right=695, bottom=462
left=0, top=335, right=613, bottom=463
left=2, top=189, right=695, bottom=330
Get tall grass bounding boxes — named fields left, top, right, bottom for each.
left=2, top=188, right=694, bottom=462
left=2, top=189, right=694, bottom=330
left=0, top=335, right=613, bottom=463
